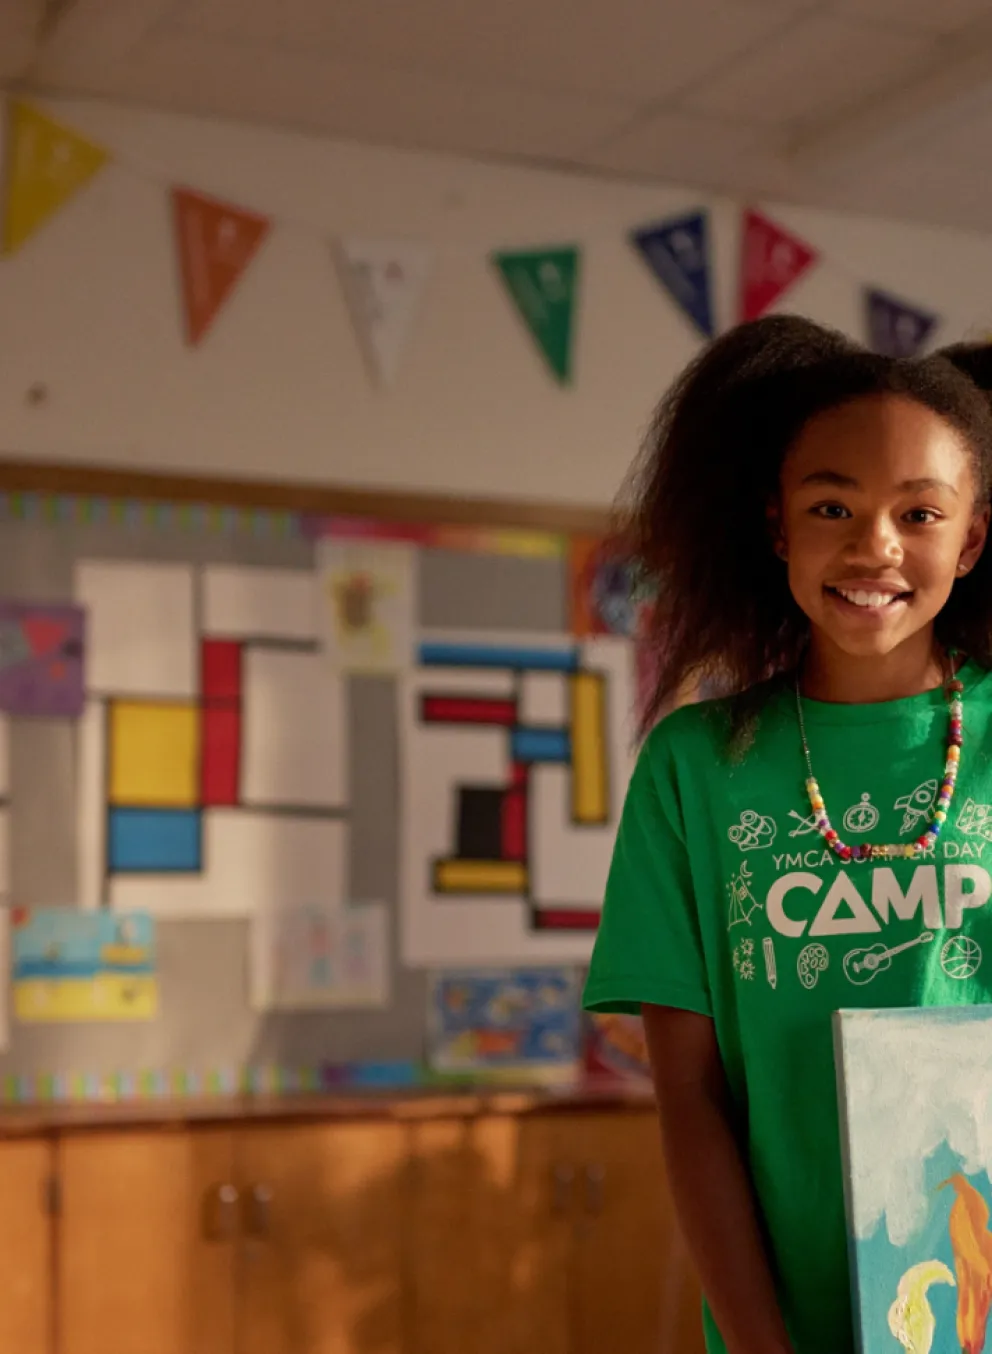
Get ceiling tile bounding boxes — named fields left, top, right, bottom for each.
left=57, top=30, right=639, bottom=161
left=832, top=0, right=992, bottom=34
left=168, top=0, right=812, bottom=102
left=588, top=109, right=788, bottom=193
left=0, top=0, right=42, bottom=79
left=683, top=12, right=935, bottom=129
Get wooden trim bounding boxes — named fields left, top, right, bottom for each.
left=0, top=456, right=610, bottom=535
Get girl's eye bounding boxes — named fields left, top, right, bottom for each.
left=904, top=508, right=941, bottom=525
left=812, top=503, right=850, bottom=520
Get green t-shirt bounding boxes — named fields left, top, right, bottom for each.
left=584, top=660, right=992, bottom=1354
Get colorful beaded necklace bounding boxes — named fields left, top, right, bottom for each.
left=794, top=654, right=964, bottom=864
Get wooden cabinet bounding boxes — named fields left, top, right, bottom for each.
left=26, top=1100, right=701, bottom=1354
left=56, top=1126, right=237, bottom=1354
left=566, top=1112, right=703, bottom=1354
left=409, top=1109, right=704, bottom=1354
left=235, top=1120, right=408, bottom=1354
left=408, top=1113, right=570, bottom=1354
left=0, top=1135, right=54, bottom=1354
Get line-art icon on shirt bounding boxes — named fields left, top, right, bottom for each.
left=843, top=931, right=933, bottom=985
left=763, top=937, right=777, bottom=989
left=843, top=793, right=879, bottom=834
left=788, top=809, right=818, bottom=837
left=797, top=943, right=829, bottom=990
left=733, top=937, right=755, bottom=981
left=894, top=780, right=937, bottom=835
left=727, top=861, right=762, bottom=929
left=940, top=935, right=982, bottom=980
left=956, top=799, right=992, bottom=842
left=728, top=810, right=777, bottom=851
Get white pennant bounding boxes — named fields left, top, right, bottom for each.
left=334, top=238, right=432, bottom=387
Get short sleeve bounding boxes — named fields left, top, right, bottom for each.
left=583, top=721, right=711, bottom=1017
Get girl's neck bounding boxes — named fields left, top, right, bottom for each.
left=800, top=628, right=946, bottom=705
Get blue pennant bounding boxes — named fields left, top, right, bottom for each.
left=631, top=210, right=714, bottom=339
left=865, top=288, right=938, bottom=358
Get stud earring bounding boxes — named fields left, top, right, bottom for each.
left=957, top=563, right=970, bottom=576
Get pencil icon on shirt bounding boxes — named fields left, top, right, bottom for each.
left=763, top=937, right=777, bottom=989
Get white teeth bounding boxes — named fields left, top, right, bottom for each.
left=836, top=588, right=901, bottom=608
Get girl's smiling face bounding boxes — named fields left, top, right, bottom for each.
left=776, top=393, right=989, bottom=662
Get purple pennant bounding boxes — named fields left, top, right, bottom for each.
left=0, top=603, right=85, bottom=717
left=865, top=288, right=938, bottom=358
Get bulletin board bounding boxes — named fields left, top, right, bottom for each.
left=0, top=461, right=642, bottom=1103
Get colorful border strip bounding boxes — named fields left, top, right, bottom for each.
left=0, top=493, right=305, bottom=539
left=0, top=495, right=568, bottom=559
left=0, top=1057, right=592, bottom=1105
left=318, top=515, right=567, bottom=559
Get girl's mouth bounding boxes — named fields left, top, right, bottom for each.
left=825, top=585, right=913, bottom=612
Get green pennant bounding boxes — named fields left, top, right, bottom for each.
left=493, top=246, right=579, bottom=384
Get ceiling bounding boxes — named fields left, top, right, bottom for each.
left=8, top=0, right=992, bottom=232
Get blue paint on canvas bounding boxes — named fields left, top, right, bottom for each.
left=108, top=807, right=202, bottom=872
left=836, top=1007, right=992, bottom=1354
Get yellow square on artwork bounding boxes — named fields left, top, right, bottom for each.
left=110, top=701, right=200, bottom=808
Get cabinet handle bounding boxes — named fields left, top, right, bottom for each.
left=584, top=1163, right=605, bottom=1216
left=201, top=1183, right=240, bottom=1242
left=244, top=1182, right=274, bottom=1239
left=551, top=1162, right=574, bottom=1214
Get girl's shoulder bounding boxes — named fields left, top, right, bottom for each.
left=641, top=676, right=787, bottom=767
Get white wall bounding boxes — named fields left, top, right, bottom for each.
left=2, top=95, right=992, bottom=510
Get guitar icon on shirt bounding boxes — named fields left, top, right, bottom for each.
left=843, top=932, right=934, bottom=985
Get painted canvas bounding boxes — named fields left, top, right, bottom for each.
left=835, top=1007, right=992, bottom=1354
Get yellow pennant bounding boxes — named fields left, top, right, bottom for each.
left=3, top=101, right=109, bottom=256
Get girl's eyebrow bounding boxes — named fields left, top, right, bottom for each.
left=801, top=469, right=959, bottom=497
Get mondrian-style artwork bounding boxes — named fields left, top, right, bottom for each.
left=75, top=560, right=351, bottom=921
left=400, top=632, right=634, bottom=965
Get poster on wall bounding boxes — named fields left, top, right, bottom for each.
left=427, top=967, right=581, bottom=1079
left=0, top=602, right=85, bottom=717
left=249, top=901, right=389, bottom=1011
left=12, top=909, right=157, bottom=1021
left=400, top=630, right=636, bottom=966
left=317, top=539, right=416, bottom=672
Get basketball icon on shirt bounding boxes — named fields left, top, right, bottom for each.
left=940, top=936, right=982, bottom=981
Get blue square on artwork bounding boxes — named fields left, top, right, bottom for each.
left=108, top=808, right=202, bottom=873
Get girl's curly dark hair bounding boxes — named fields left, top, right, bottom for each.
left=621, top=316, right=992, bottom=736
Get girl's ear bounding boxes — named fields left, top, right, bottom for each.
left=958, top=503, right=991, bottom=577
left=766, top=498, right=787, bottom=560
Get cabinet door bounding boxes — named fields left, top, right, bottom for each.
left=565, top=1110, right=705, bottom=1354
left=57, top=1126, right=237, bottom=1354
left=408, top=1114, right=571, bottom=1354
left=0, top=1136, right=54, bottom=1354
left=235, top=1119, right=408, bottom=1354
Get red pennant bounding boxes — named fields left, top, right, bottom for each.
left=172, top=188, right=271, bottom=346
left=739, top=209, right=818, bottom=323
left=21, top=615, right=67, bottom=657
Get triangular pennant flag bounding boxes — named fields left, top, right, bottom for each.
left=334, top=239, right=432, bottom=386
left=172, top=187, right=271, bottom=346
left=865, top=288, right=938, bottom=358
left=493, top=247, right=580, bottom=384
left=3, top=101, right=109, bottom=256
left=739, top=209, right=818, bottom=323
left=630, top=210, right=714, bottom=339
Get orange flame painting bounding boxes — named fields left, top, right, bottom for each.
left=941, top=1173, right=992, bottom=1354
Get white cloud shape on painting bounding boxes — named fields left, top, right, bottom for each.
left=839, top=1010, right=992, bottom=1246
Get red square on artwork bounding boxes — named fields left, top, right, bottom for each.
left=202, top=706, right=240, bottom=805
left=202, top=640, right=241, bottom=702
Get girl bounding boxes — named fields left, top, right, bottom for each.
left=584, top=316, right=992, bottom=1354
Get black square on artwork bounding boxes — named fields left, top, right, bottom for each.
left=457, top=787, right=504, bottom=860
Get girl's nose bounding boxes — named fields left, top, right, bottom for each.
left=847, top=517, right=904, bottom=567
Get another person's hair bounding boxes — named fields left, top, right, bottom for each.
left=620, top=316, right=992, bottom=734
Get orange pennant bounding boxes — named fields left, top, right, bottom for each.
left=172, top=187, right=270, bottom=346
